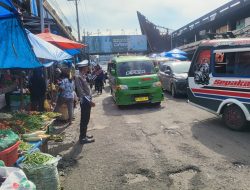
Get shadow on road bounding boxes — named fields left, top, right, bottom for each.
left=191, top=117, right=250, bottom=164
left=102, top=96, right=164, bottom=116
left=164, top=91, right=187, bottom=103
left=103, top=85, right=110, bottom=93
left=57, top=142, right=84, bottom=172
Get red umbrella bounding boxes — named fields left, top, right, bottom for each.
left=37, top=31, right=86, bottom=50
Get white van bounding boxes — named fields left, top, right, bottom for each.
left=188, top=38, right=250, bottom=130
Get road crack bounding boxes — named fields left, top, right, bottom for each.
left=167, top=165, right=201, bottom=175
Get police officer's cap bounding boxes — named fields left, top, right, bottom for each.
left=77, top=60, right=89, bottom=68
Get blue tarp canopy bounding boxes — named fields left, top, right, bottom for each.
left=165, top=53, right=187, bottom=60
left=0, top=0, right=16, bottom=18
left=162, top=48, right=188, bottom=60
left=0, top=0, right=41, bottom=69
left=64, top=49, right=81, bottom=55
left=165, top=48, right=187, bottom=56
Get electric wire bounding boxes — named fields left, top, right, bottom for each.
left=82, top=0, right=90, bottom=28
left=48, top=0, right=77, bottom=33
left=79, top=0, right=88, bottom=33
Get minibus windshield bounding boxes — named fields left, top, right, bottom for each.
left=117, top=61, right=155, bottom=77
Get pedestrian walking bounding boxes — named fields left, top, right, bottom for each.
left=75, top=60, right=95, bottom=144
left=54, top=71, right=74, bottom=125
left=95, top=64, right=104, bottom=94
left=103, top=72, right=108, bottom=86
left=92, top=66, right=98, bottom=92
left=87, top=70, right=93, bottom=89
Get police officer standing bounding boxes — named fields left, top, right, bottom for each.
left=75, top=60, right=95, bottom=144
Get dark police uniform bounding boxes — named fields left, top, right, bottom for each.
left=75, top=71, right=92, bottom=141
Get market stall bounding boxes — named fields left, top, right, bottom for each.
left=0, top=111, right=62, bottom=190
left=0, top=0, right=64, bottom=189
left=0, top=0, right=43, bottom=110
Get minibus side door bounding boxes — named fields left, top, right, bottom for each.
left=188, top=48, right=212, bottom=105
left=109, top=62, right=117, bottom=96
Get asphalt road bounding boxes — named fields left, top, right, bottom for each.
left=54, top=88, right=250, bottom=190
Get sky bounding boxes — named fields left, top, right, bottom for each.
left=48, top=0, right=231, bottom=38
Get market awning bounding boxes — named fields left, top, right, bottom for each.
left=36, top=32, right=86, bottom=50
left=27, top=30, right=72, bottom=61
left=43, top=62, right=54, bottom=67
left=0, top=0, right=41, bottom=69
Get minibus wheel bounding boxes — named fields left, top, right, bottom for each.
left=222, top=104, right=247, bottom=131
left=118, top=105, right=125, bottom=109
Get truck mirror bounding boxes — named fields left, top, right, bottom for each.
left=111, top=69, right=116, bottom=75
left=164, top=69, right=171, bottom=75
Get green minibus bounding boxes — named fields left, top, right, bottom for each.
left=108, top=56, right=164, bottom=106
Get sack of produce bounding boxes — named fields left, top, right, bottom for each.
left=0, top=113, right=12, bottom=120
left=20, top=152, right=60, bottom=190
left=0, top=167, right=36, bottom=190
left=0, top=130, right=19, bottom=152
left=21, top=131, right=50, bottom=142
left=44, top=99, right=51, bottom=112
left=0, top=161, right=4, bottom=167
left=58, top=104, right=69, bottom=121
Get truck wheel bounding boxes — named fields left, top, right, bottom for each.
left=118, top=105, right=125, bottom=109
left=171, top=85, right=177, bottom=98
left=153, top=102, right=161, bottom=107
left=222, top=104, right=247, bottom=131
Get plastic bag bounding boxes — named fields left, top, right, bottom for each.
left=0, top=167, right=36, bottom=190
left=20, top=153, right=61, bottom=190
left=0, top=130, right=19, bottom=152
left=44, top=99, right=51, bottom=112
left=0, top=161, right=4, bottom=167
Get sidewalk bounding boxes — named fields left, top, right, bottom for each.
left=47, top=90, right=106, bottom=182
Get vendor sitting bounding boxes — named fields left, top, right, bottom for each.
left=29, top=69, right=46, bottom=112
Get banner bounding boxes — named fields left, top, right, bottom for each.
left=85, top=35, right=147, bottom=54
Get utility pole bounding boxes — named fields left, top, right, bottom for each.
left=68, top=0, right=81, bottom=41
left=83, top=29, right=86, bottom=53
left=40, top=0, right=44, bottom=32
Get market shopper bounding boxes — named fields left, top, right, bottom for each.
left=75, top=60, right=95, bottom=144
left=95, top=64, right=104, bottom=94
left=54, top=71, right=74, bottom=125
left=29, top=69, right=46, bottom=112
left=92, top=66, right=98, bottom=92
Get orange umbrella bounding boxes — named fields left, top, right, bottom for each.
left=37, top=31, right=86, bottom=50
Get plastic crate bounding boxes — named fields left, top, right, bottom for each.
left=0, top=141, right=20, bottom=166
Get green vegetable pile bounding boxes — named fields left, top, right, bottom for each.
left=19, top=141, right=33, bottom=152
left=43, top=112, right=61, bottom=119
left=24, top=152, right=54, bottom=165
left=13, top=113, right=44, bottom=132
left=0, top=112, right=57, bottom=134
